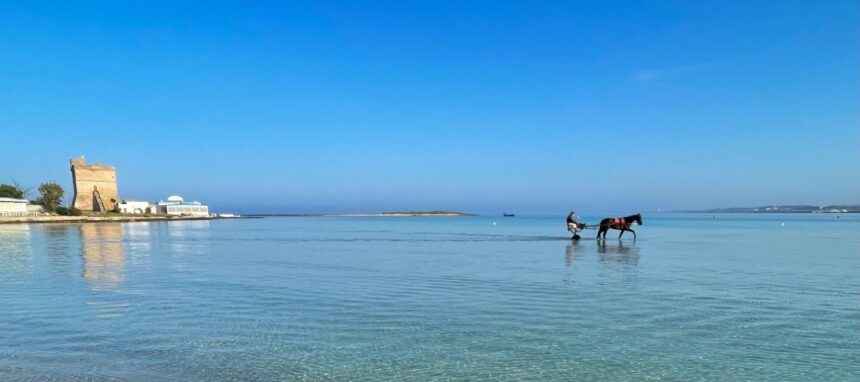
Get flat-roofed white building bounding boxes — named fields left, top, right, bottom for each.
left=157, top=195, right=210, bottom=216
left=117, top=200, right=155, bottom=214
left=0, top=197, right=29, bottom=216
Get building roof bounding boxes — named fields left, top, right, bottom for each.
left=157, top=195, right=208, bottom=206
left=158, top=200, right=206, bottom=206
left=0, top=197, right=28, bottom=203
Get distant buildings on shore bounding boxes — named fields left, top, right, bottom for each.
left=156, top=195, right=210, bottom=216
left=68, top=156, right=216, bottom=216
left=116, top=200, right=153, bottom=214
left=697, top=204, right=859, bottom=214
left=1, top=156, right=229, bottom=218
left=0, top=197, right=28, bottom=216
left=3, top=156, right=211, bottom=217
left=0, top=198, right=43, bottom=216
left=68, top=156, right=214, bottom=216
left=70, top=156, right=119, bottom=212
left=117, top=195, right=210, bottom=216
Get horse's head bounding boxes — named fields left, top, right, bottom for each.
left=635, top=213, right=643, bottom=225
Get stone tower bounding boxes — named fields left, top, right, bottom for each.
left=70, top=156, right=119, bottom=212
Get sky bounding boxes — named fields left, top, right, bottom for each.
left=1, top=1, right=857, bottom=214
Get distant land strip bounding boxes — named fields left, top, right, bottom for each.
left=252, top=211, right=474, bottom=217
left=688, top=205, right=860, bottom=213
left=360, top=211, right=473, bottom=217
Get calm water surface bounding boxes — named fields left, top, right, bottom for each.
left=0, top=214, right=858, bottom=381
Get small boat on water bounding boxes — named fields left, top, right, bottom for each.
left=503, top=213, right=516, bottom=217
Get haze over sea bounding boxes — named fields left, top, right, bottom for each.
left=1, top=213, right=857, bottom=381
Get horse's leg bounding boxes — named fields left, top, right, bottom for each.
left=597, top=219, right=609, bottom=240
left=618, top=228, right=624, bottom=239
left=628, top=228, right=636, bottom=240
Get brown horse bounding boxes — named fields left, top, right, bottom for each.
left=596, top=213, right=643, bottom=240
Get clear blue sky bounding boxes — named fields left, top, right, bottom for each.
left=1, top=1, right=857, bottom=214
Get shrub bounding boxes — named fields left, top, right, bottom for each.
left=55, top=207, right=81, bottom=216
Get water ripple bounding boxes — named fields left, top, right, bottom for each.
left=0, top=216, right=857, bottom=381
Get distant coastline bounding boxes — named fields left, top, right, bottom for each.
left=346, top=211, right=473, bottom=217
left=688, top=204, right=860, bottom=213
left=251, top=211, right=474, bottom=217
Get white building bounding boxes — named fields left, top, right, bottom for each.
left=157, top=195, right=210, bottom=216
left=117, top=200, right=155, bottom=214
left=0, top=197, right=29, bottom=216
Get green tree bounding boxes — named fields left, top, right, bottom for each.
left=37, top=182, right=64, bottom=213
left=0, top=183, right=25, bottom=199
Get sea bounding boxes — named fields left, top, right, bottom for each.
left=0, top=213, right=857, bottom=381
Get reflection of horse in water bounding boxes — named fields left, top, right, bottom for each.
left=597, top=213, right=642, bottom=240
left=564, top=240, right=639, bottom=267
left=597, top=240, right=639, bottom=265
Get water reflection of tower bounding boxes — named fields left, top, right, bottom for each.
left=80, top=223, right=125, bottom=289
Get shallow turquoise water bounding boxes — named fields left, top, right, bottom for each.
left=0, top=214, right=858, bottom=381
